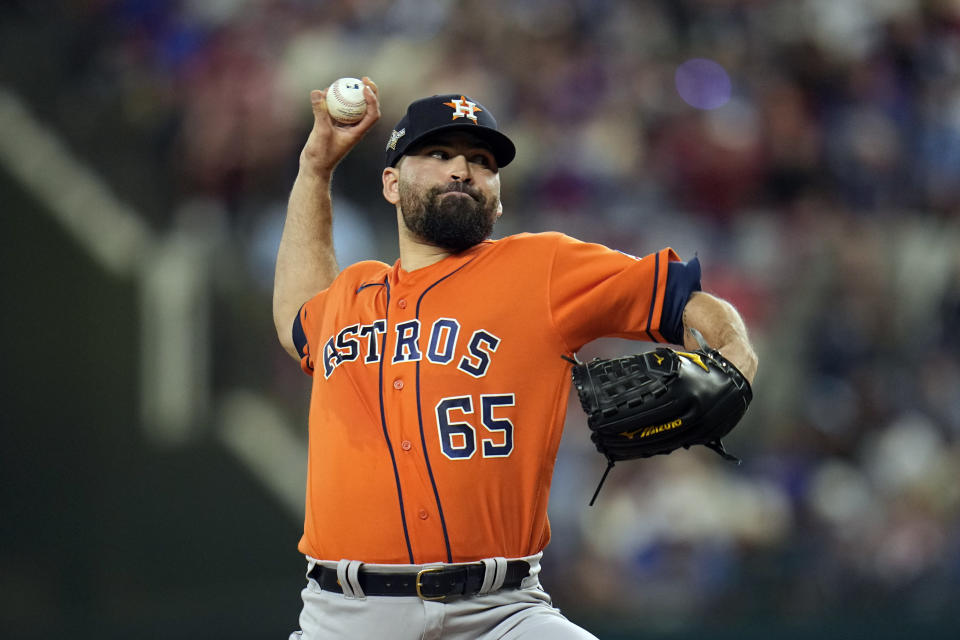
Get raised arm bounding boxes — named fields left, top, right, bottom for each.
left=273, top=77, right=380, bottom=360
left=681, top=291, right=758, bottom=383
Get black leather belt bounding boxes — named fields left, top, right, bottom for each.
left=308, top=560, right=530, bottom=601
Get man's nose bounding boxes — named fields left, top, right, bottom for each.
left=448, top=154, right=472, bottom=182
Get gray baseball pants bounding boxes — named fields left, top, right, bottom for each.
left=289, top=553, right=598, bottom=640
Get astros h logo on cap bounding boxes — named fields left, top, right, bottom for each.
left=443, top=96, right=481, bottom=123
left=384, top=94, right=516, bottom=169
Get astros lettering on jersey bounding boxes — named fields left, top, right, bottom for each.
left=293, top=231, right=699, bottom=565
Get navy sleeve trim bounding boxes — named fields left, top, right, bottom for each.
left=644, top=251, right=661, bottom=343
left=292, top=304, right=308, bottom=358
left=661, top=257, right=702, bottom=345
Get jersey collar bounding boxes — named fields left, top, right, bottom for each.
left=390, top=240, right=494, bottom=288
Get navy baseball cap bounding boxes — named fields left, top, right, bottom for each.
left=384, top=94, right=516, bottom=169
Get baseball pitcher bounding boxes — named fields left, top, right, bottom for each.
left=273, top=77, right=759, bottom=639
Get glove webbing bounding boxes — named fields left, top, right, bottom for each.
left=563, top=352, right=626, bottom=506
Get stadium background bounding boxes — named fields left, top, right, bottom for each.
left=2, top=1, right=959, bottom=638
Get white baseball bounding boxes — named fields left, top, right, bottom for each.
left=325, top=77, right=367, bottom=124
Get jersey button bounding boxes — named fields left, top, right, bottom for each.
left=401, top=440, right=412, bottom=451
left=418, top=509, right=428, bottom=520
left=397, top=298, right=407, bottom=309
left=393, top=379, right=404, bottom=390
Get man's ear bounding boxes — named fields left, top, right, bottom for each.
left=495, top=199, right=503, bottom=220
left=382, top=167, right=400, bottom=205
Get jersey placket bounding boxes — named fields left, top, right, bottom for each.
left=381, top=280, right=450, bottom=563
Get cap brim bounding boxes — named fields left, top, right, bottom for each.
left=392, top=123, right=516, bottom=169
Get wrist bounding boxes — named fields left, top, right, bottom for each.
left=719, top=339, right=758, bottom=384
left=296, top=156, right=334, bottom=189
left=299, top=144, right=338, bottom=179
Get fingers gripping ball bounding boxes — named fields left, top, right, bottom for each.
left=569, top=329, right=752, bottom=504
left=326, top=77, right=367, bottom=124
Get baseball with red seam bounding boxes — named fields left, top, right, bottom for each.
left=326, top=77, right=367, bottom=124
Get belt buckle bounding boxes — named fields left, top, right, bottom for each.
left=415, top=567, right=446, bottom=601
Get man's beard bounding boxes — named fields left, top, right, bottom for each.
left=399, top=181, right=499, bottom=253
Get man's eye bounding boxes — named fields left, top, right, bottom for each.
left=471, top=155, right=492, bottom=168
left=428, top=150, right=448, bottom=159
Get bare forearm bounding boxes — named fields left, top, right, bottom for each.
left=681, top=291, right=758, bottom=383
left=271, top=78, right=381, bottom=359
left=272, top=164, right=339, bottom=357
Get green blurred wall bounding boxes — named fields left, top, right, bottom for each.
left=0, top=171, right=304, bottom=639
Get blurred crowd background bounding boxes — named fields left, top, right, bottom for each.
left=2, top=0, right=960, bottom=638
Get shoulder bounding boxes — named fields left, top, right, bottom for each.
left=496, top=231, right=642, bottom=262
left=488, top=231, right=573, bottom=253
left=303, top=260, right=389, bottom=310
left=498, top=231, right=571, bottom=244
left=485, top=232, right=644, bottom=267
left=334, top=260, right=391, bottom=288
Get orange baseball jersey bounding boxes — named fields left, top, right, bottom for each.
left=292, top=231, right=700, bottom=564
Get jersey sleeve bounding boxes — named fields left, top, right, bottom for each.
left=293, top=290, right=330, bottom=376
left=290, top=260, right=390, bottom=376
left=548, top=234, right=701, bottom=351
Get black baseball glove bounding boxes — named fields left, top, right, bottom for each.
left=568, top=329, right=752, bottom=504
